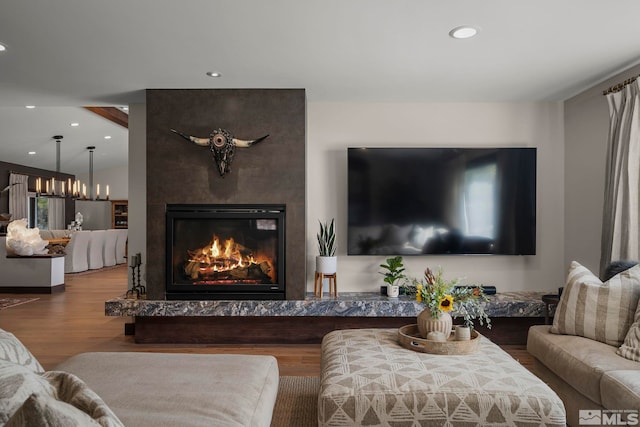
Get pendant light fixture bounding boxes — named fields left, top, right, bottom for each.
left=85, top=145, right=109, bottom=200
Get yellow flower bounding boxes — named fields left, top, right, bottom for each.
left=438, top=294, right=454, bottom=312
left=416, top=284, right=423, bottom=302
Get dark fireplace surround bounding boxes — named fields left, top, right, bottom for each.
left=165, top=204, right=286, bottom=300
left=146, top=89, right=306, bottom=300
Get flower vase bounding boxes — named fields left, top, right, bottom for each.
left=417, top=308, right=453, bottom=339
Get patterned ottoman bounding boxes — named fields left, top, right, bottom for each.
left=318, top=328, right=565, bottom=427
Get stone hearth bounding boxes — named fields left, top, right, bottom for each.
left=105, top=292, right=549, bottom=345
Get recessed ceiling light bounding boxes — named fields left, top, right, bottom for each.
left=0, top=43, right=6, bottom=52
left=70, top=122, right=79, bottom=127
left=25, top=105, right=35, bottom=109
left=104, top=135, right=112, bottom=140
left=449, top=26, right=479, bottom=39
left=206, top=71, right=222, bottom=78
left=28, top=151, right=36, bottom=155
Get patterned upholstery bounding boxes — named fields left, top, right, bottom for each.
left=0, top=329, right=44, bottom=373
left=319, top=328, right=566, bottom=427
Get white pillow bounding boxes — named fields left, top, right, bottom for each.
left=42, top=371, right=124, bottom=427
left=0, top=360, right=56, bottom=424
left=5, top=393, right=102, bottom=427
left=0, top=329, right=44, bottom=373
left=551, top=261, right=640, bottom=346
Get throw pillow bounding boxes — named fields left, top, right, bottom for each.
left=551, top=261, right=640, bottom=346
left=5, top=393, right=101, bottom=427
left=604, top=260, right=639, bottom=281
left=617, top=299, right=640, bottom=362
left=42, top=371, right=124, bottom=427
left=0, top=360, right=56, bottom=425
left=0, top=329, right=44, bottom=373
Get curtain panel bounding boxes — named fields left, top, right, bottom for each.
left=8, top=173, right=29, bottom=221
left=600, top=80, right=640, bottom=277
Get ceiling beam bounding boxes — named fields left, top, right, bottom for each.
left=83, top=106, right=128, bottom=129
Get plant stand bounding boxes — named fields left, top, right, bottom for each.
left=314, top=272, right=337, bottom=297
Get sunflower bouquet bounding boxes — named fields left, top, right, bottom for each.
left=411, top=267, right=491, bottom=329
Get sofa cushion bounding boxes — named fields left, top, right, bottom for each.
left=551, top=261, right=640, bottom=346
left=618, top=299, right=640, bottom=362
left=0, top=329, right=44, bottom=373
left=527, top=325, right=640, bottom=405
left=0, top=360, right=57, bottom=425
left=5, top=393, right=102, bottom=427
left=600, top=370, right=640, bottom=410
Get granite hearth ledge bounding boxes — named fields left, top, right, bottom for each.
left=105, top=291, right=549, bottom=318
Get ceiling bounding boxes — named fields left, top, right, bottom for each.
left=2, top=1, right=640, bottom=175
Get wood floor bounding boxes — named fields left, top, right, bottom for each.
left=0, top=265, right=534, bottom=375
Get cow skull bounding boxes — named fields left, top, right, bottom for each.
left=171, top=128, right=269, bottom=176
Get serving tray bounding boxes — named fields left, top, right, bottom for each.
left=397, top=324, right=481, bottom=355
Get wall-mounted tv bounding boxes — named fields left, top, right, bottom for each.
left=348, top=147, right=536, bottom=256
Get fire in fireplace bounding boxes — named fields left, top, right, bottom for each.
left=166, top=204, right=285, bottom=300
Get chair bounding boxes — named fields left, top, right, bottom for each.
left=64, top=231, right=91, bottom=273
left=87, top=230, right=106, bottom=270
left=51, top=229, right=70, bottom=238
left=39, top=230, right=54, bottom=240
left=115, top=229, right=128, bottom=264
left=102, top=229, right=119, bottom=267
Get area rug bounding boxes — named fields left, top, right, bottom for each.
left=0, top=297, right=39, bottom=310
left=271, top=376, right=319, bottom=427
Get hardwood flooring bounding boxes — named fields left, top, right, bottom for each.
left=0, top=265, right=534, bottom=375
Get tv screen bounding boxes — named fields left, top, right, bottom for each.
left=347, top=147, right=536, bottom=256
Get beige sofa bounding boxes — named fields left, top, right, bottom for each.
left=528, top=259, right=640, bottom=426
left=0, top=329, right=280, bottom=426
left=528, top=325, right=640, bottom=426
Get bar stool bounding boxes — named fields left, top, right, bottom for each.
left=314, top=272, right=337, bottom=297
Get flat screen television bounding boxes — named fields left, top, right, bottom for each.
left=347, top=147, right=536, bottom=255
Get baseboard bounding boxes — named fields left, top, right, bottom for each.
left=0, top=284, right=65, bottom=294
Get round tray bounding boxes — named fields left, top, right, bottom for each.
left=397, top=324, right=481, bottom=355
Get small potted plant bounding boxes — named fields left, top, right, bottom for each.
left=379, top=256, right=406, bottom=298
left=316, top=219, right=336, bottom=274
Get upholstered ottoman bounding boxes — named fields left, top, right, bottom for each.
left=56, top=352, right=280, bottom=427
left=318, top=328, right=566, bottom=427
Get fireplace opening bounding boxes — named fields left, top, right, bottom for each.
left=166, top=204, right=285, bottom=300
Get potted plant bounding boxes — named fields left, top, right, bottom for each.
left=316, top=219, right=337, bottom=274
left=408, top=267, right=491, bottom=340
left=379, top=256, right=406, bottom=298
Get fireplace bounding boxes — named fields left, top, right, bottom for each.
left=165, top=204, right=285, bottom=300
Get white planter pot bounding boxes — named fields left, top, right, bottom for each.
left=387, top=284, right=399, bottom=298
left=316, top=256, right=337, bottom=274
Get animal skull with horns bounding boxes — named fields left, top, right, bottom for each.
left=171, top=128, right=269, bottom=177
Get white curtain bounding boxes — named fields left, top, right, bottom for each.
left=8, top=173, right=28, bottom=221
left=47, top=197, right=65, bottom=230
left=600, top=80, right=640, bottom=276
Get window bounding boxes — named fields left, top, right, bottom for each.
left=462, top=163, right=496, bottom=238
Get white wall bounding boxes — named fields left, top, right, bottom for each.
left=128, top=102, right=146, bottom=290
left=74, top=200, right=111, bottom=230
left=77, top=164, right=128, bottom=201
left=307, top=102, right=566, bottom=293
left=128, top=100, right=566, bottom=296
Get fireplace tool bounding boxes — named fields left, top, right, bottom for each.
left=126, top=253, right=145, bottom=298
